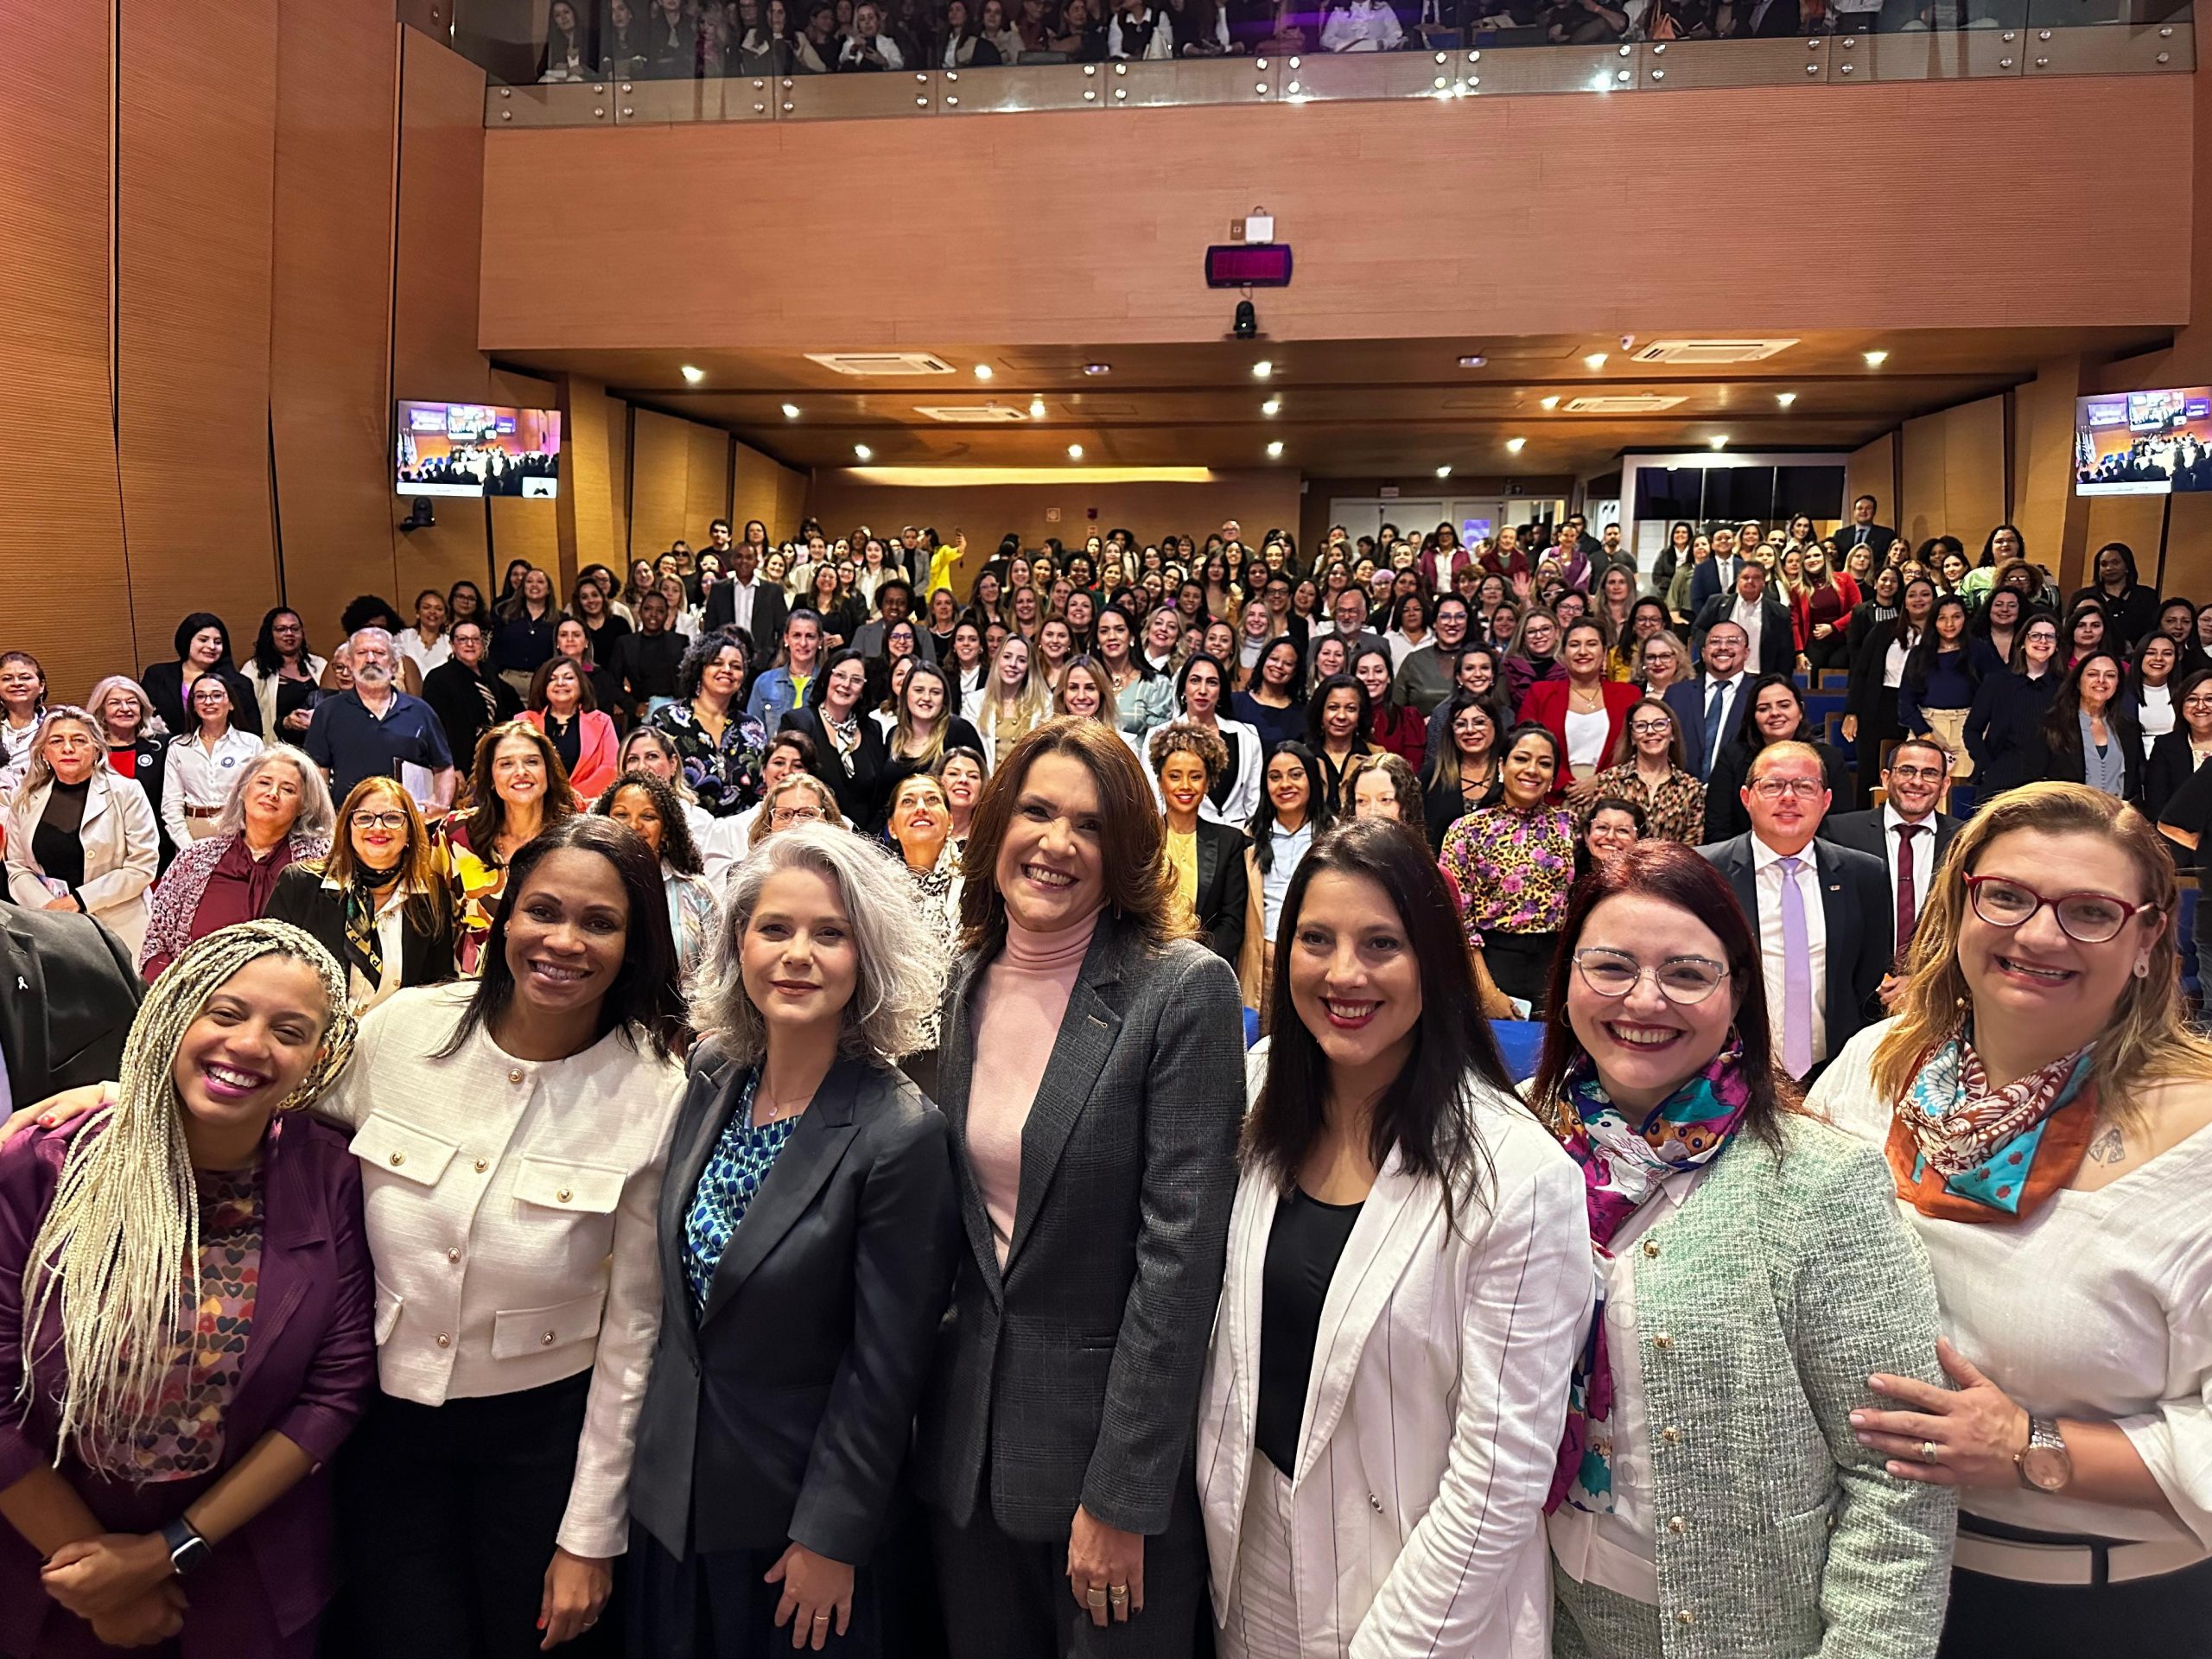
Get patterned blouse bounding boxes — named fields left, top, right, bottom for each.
left=652, top=698, right=771, bottom=818
left=1582, top=762, right=1707, bottom=845
left=1438, top=802, right=1576, bottom=949
left=681, top=1070, right=799, bottom=1312
left=98, top=1163, right=264, bottom=1481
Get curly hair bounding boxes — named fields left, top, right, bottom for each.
left=593, top=769, right=703, bottom=876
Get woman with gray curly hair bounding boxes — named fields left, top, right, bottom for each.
left=628, top=823, right=961, bottom=1657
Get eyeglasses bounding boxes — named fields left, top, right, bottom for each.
left=1629, top=720, right=1674, bottom=737
left=1962, top=874, right=2157, bottom=945
left=1572, top=947, right=1732, bottom=1005
left=1748, top=778, right=1825, bottom=802
left=350, top=811, right=410, bottom=831
left=1885, top=764, right=1948, bottom=785
left=770, top=806, right=824, bottom=827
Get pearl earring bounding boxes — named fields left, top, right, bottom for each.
left=2135, top=958, right=2152, bottom=979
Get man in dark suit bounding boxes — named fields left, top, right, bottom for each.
left=1687, top=525, right=1747, bottom=619
left=0, top=907, right=142, bottom=1118
left=1700, top=741, right=1891, bottom=1084
left=702, top=539, right=789, bottom=655
left=1664, top=620, right=1751, bottom=780
left=1816, top=734, right=1960, bottom=973
left=1692, top=560, right=1796, bottom=677
left=1835, top=494, right=1898, bottom=566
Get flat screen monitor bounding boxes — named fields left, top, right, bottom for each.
left=396, top=401, right=561, bottom=498
left=2074, top=387, right=2212, bottom=496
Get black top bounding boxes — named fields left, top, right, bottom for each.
left=1255, top=1185, right=1363, bottom=1479
left=34, top=779, right=92, bottom=891
left=1961, top=670, right=2062, bottom=797
left=617, top=629, right=689, bottom=707
left=2158, top=748, right=2212, bottom=869
left=543, top=709, right=584, bottom=776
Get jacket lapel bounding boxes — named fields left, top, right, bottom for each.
left=238, top=1114, right=326, bottom=1394
left=1004, top=922, right=1128, bottom=1270
left=1723, top=836, right=1760, bottom=930
left=1293, top=1149, right=1429, bottom=1486
left=1814, top=841, right=1859, bottom=1025
left=0, top=921, right=48, bottom=1098
left=699, top=1057, right=864, bottom=1328
left=1194, top=824, right=1223, bottom=916
left=937, top=948, right=1005, bottom=1300
left=658, top=1046, right=745, bottom=1351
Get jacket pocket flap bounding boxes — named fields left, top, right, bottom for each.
left=491, top=1287, right=607, bottom=1360
left=513, top=1156, right=625, bottom=1214
left=373, top=1281, right=404, bottom=1345
left=352, top=1114, right=459, bottom=1186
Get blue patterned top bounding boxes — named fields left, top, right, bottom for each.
left=680, top=1070, right=799, bottom=1312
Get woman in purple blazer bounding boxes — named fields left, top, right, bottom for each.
left=0, top=919, right=375, bottom=1658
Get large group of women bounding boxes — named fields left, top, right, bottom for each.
left=0, top=504, right=2207, bottom=1659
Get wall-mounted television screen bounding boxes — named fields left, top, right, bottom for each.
left=396, top=402, right=561, bottom=498
left=2074, top=387, right=2212, bottom=496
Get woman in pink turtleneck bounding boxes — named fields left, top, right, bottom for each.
left=914, top=717, right=1247, bottom=1659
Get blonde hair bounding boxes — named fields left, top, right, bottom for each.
left=1872, top=782, right=2210, bottom=1115
left=746, top=772, right=843, bottom=849
left=20, top=921, right=356, bottom=1467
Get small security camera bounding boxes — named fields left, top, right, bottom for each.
left=1233, top=301, right=1258, bottom=340
left=399, top=497, right=435, bottom=533
left=1618, top=334, right=1637, bottom=352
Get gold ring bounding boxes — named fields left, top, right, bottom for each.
left=1109, top=1586, right=1128, bottom=1599
left=1920, top=1440, right=1941, bottom=1465
left=1086, top=1587, right=1109, bottom=1608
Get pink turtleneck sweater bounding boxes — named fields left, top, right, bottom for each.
left=967, top=910, right=1100, bottom=1268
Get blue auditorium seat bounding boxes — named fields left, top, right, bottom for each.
left=1490, top=1019, right=1546, bottom=1082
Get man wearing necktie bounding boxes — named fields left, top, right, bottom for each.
left=1699, top=742, right=1891, bottom=1084
left=1664, top=621, right=1749, bottom=781
left=1815, top=736, right=1961, bottom=1000
left=1838, top=494, right=1897, bottom=563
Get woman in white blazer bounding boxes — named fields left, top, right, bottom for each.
left=1155, top=652, right=1263, bottom=828
left=1197, top=819, right=1592, bottom=1657
left=3, top=707, right=162, bottom=956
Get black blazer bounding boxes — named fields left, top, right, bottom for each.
left=2018, top=710, right=2145, bottom=804
left=1961, top=670, right=2060, bottom=798
left=1664, top=674, right=1754, bottom=783
left=914, top=915, right=1243, bottom=1540
left=1190, top=818, right=1249, bottom=967
left=1700, top=832, right=1892, bottom=1065
left=780, top=707, right=893, bottom=830
left=629, top=1044, right=960, bottom=1561
left=262, top=863, right=457, bottom=992
left=1691, top=594, right=1796, bottom=676
left=140, top=661, right=262, bottom=740
left=2144, top=735, right=2208, bottom=823
left=878, top=718, right=986, bottom=817
left=421, top=660, right=524, bottom=776
left=1834, top=522, right=1897, bottom=564
left=0, top=908, right=142, bottom=1103
left=702, top=582, right=790, bottom=659
left=1817, top=807, right=1961, bottom=912
left=1702, top=738, right=1853, bottom=843
left=1846, top=614, right=1916, bottom=734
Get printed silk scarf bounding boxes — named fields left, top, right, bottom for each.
left=1887, top=1035, right=2096, bottom=1223
left=342, top=862, right=402, bottom=989
left=1548, top=1044, right=1751, bottom=1515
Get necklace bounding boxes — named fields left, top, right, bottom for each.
left=1568, top=682, right=1605, bottom=711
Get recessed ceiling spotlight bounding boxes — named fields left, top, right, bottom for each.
left=1435, top=465, right=1452, bottom=479
left=1252, top=360, right=1274, bottom=379
left=1459, top=354, right=1486, bottom=368
left=1267, top=440, right=1285, bottom=459
left=781, top=404, right=801, bottom=419
left=680, top=365, right=705, bottom=384
left=1864, top=350, right=1888, bottom=367
left=1029, top=397, right=1047, bottom=418
left=1710, top=435, right=1729, bottom=449
left=1540, top=396, right=1560, bottom=411
left=1584, top=352, right=1608, bottom=371
left=1262, top=398, right=1281, bottom=416
left=853, top=443, right=873, bottom=461
left=1776, top=391, right=1796, bottom=407
left=1066, top=443, right=1084, bottom=460
left=1084, top=362, right=1111, bottom=375
left=1505, top=436, right=1527, bottom=454
left=973, top=364, right=993, bottom=380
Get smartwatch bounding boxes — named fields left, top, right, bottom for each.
left=160, top=1517, right=212, bottom=1579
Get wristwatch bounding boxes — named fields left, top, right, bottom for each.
left=160, top=1517, right=212, bottom=1579
left=2015, top=1415, right=2074, bottom=1494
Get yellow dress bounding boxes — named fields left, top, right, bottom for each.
left=1165, top=825, right=1199, bottom=933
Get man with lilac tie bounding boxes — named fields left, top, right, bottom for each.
left=1699, top=741, right=1891, bottom=1084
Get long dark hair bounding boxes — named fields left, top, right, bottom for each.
left=1730, top=672, right=1815, bottom=751
left=1248, top=821, right=1505, bottom=1228
left=2042, top=649, right=2137, bottom=754
left=592, top=770, right=703, bottom=875
left=1249, top=740, right=1333, bottom=868
left=438, top=816, right=687, bottom=1062
left=251, top=607, right=310, bottom=677
left=1529, top=840, right=1793, bottom=1147
left=1903, top=594, right=1978, bottom=700
left=172, top=611, right=236, bottom=666
left=1302, top=672, right=1373, bottom=753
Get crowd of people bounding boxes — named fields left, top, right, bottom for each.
left=0, top=498, right=2206, bottom=1659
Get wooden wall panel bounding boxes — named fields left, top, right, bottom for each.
left=2009, top=359, right=2091, bottom=590
left=629, top=409, right=694, bottom=561
left=116, top=0, right=284, bottom=671
left=270, top=0, right=404, bottom=646
left=732, top=442, right=794, bottom=543
left=560, top=375, right=621, bottom=578
left=481, top=77, right=2191, bottom=355
left=2161, top=493, right=2212, bottom=602
left=489, top=496, right=562, bottom=587
left=2083, top=494, right=2167, bottom=592
left=1845, top=436, right=1897, bottom=542
left=685, top=421, right=733, bottom=546
left=1898, top=396, right=2005, bottom=551
left=0, top=2, right=133, bottom=702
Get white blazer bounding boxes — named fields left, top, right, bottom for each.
left=4, top=770, right=162, bottom=956
left=1196, top=1081, right=1592, bottom=1659
left=1145, top=715, right=1264, bottom=831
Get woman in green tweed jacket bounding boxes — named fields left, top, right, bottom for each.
left=1527, top=842, right=1957, bottom=1657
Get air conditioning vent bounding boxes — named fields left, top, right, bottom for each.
left=804, top=352, right=957, bottom=376
left=1630, top=338, right=1798, bottom=365
left=1564, top=394, right=1688, bottom=414
left=914, top=404, right=1029, bottom=423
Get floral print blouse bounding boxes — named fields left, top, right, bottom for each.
left=1438, top=801, right=1575, bottom=949
left=1583, top=762, right=1707, bottom=846
left=652, top=698, right=770, bottom=818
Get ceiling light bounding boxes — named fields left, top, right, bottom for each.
left=1505, top=436, right=1527, bottom=454
left=1029, top=397, right=1046, bottom=418
left=1584, top=352, right=1608, bottom=370
left=1435, top=465, right=1452, bottom=479
left=1252, top=359, right=1274, bottom=379
left=679, top=365, right=705, bottom=384
left=1267, top=440, right=1285, bottom=459
left=1710, top=435, right=1729, bottom=449
left=1084, top=362, right=1111, bottom=376
left=1540, top=396, right=1560, bottom=411
left=1864, top=350, right=1888, bottom=367
left=853, top=443, right=873, bottom=461
left=973, top=364, right=993, bottom=380
left=780, top=403, right=800, bottom=419
left=1066, top=443, right=1084, bottom=460
left=1262, top=398, right=1281, bottom=416
left=1776, top=391, right=1796, bottom=407
left=1459, top=354, right=1486, bottom=368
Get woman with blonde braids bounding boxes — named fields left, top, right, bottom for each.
left=0, top=921, right=373, bottom=1658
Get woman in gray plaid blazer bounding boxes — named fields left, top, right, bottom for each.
left=1529, top=842, right=1956, bottom=1658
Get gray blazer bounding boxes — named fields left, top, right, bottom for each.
left=912, top=912, right=1245, bottom=1540
left=1553, top=1115, right=1956, bottom=1659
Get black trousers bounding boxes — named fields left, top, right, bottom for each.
left=1938, top=1557, right=2212, bottom=1658
left=1484, top=929, right=1560, bottom=1014
left=326, top=1372, right=616, bottom=1659
left=625, top=1525, right=883, bottom=1659
left=928, top=1479, right=1206, bottom=1659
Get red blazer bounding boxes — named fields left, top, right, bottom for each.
left=520, top=708, right=620, bottom=799
left=1518, top=678, right=1641, bottom=792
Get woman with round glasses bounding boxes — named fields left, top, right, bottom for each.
left=1810, top=783, right=2212, bottom=1656
left=267, top=778, right=455, bottom=1014
left=746, top=772, right=845, bottom=850
left=1584, top=698, right=1704, bottom=846
left=1536, top=842, right=1954, bottom=1659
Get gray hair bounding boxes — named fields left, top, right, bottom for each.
left=86, top=676, right=161, bottom=741
left=213, top=744, right=336, bottom=841
left=18, top=707, right=104, bottom=797
left=690, top=823, right=944, bottom=1065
